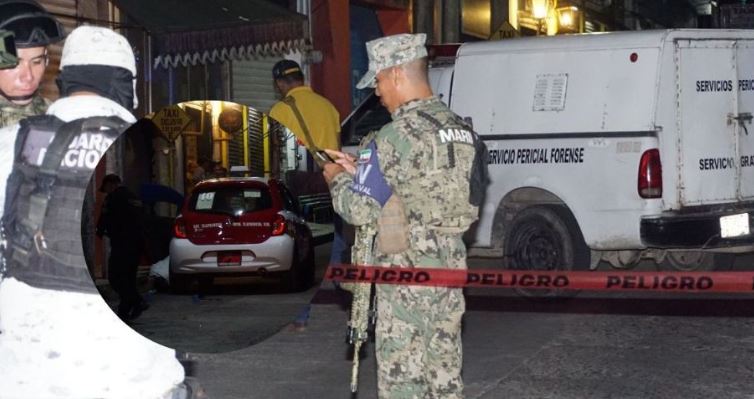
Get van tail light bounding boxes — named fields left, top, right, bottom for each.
left=173, top=216, right=187, bottom=239
left=638, top=149, right=662, bottom=198
left=271, top=215, right=287, bottom=236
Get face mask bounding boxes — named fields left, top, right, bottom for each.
left=56, top=65, right=134, bottom=109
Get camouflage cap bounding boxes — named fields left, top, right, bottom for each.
left=356, top=33, right=427, bottom=89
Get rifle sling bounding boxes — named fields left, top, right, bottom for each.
left=282, top=95, right=321, bottom=156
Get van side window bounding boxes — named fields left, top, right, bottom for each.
left=341, top=92, right=391, bottom=146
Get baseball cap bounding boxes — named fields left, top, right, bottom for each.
left=99, top=173, right=121, bottom=192
left=272, top=59, right=302, bottom=79
left=356, top=33, right=427, bottom=89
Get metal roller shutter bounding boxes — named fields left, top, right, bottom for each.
left=246, top=108, right=265, bottom=176
left=231, top=55, right=304, bottom=176
left=230, top=57, right=282, bottom=114
left=227, top=130, right=244, bottom=170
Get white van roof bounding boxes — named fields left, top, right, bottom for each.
left=458, top=29, right=754, bottom=56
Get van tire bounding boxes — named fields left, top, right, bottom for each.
left=504, top=205, right=590, bottom=298
left=658, top=251, right=735, bottom=272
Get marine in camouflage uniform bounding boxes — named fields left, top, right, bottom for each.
left=0, top=94, right=49, bottom=128
left=325, top=33, right=479, bottom=399
left=0, top=0, right=65, bottom=129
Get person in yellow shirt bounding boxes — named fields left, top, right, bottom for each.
left=269, top=59, right=340, bottom=157
left=269, top=59, right=349, bottom=284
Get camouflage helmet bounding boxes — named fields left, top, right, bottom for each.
left=357, top=33, right=427, bottom=89
left=0, top=30, right=17, bottom=68
left=0, top=0, right=64, bottom=48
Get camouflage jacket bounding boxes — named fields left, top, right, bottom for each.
left=330, top=96, right=478, bottom=268
left=0, top=94, right=50, bottom=129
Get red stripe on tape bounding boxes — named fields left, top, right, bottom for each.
left=324, top=265, right=754, bottom=293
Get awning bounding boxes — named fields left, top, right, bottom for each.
left=112, top=0, right=309, bottom=68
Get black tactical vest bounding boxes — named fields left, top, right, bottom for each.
left=2, top=115, right=129, bottom=293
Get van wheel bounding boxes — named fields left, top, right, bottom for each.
left=658, top=251, right=735, bottom=272
left=504, top=205, right=590, bottom=298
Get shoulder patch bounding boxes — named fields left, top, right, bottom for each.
left=438, top=128, right=475, bottom=145
left=358, top=148, right=372, bottom=164
left=349, top=140, right=392, bottom=206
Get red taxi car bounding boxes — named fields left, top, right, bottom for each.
left=169, top=177, right=314, bottom=292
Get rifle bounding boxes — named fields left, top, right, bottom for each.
left=346, top=281, right=375, bottom=393
left=344, top=224, right=377, bottom=393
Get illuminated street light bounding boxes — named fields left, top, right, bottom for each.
left=531, top=0, right=558, bottom=36
left=558, top=6, right=578, bottom=28
left=532, top=0, right=548, bottom=19
left=555, top=5, right=581, bottom=33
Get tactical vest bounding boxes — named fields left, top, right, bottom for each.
left=2, top=115, right=129, bottom=293
left=409, top=105, right=488, bottom=231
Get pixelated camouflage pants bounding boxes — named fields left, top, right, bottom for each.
left=375, top=284, right=465, bottom=399
left=373, top=230, right=467, bottom=399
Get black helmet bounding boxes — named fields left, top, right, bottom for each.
left=0, top=0, right=64, bottom=48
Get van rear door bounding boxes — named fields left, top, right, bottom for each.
left=677, top=39, right=754, bottom=206
left=735, top=40, right=754, bottom=200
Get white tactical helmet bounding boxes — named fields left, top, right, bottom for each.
left=60, top=25, right=137, bottom=108
left=60, top=25, right=136, bottom=76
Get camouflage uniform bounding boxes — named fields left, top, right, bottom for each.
left=330, top=33, right=478, bottom=399
left=0, top=94, right=49, bottom=128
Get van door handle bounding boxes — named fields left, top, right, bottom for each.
left=729, top=112, right=753, bottom=135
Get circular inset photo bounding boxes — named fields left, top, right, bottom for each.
left=83, top=100, right=335, bottom=353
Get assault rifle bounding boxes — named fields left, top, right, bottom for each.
left=344, top=223, right=378, bottom=393
left=346, top=281, right=376, bottom=393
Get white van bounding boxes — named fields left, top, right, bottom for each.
left=342, top=29, right=754, bottom=272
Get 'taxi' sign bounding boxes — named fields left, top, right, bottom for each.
left=152, top=105, right=191, bottom=142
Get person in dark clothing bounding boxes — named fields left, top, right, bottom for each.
left=96, top=173, right=148, bottom=321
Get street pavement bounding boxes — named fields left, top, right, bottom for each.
left=182, top=284, right=754, bottom=399
left=97, top=222, right=754, bottom=398
left=185, top=282, right=754, bottom=399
